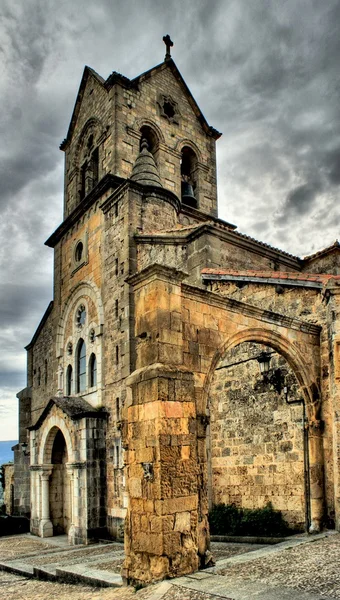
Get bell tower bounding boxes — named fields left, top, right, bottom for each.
left=60, top=36, right=221, bottom=220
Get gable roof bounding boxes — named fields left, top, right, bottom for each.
left=60, top=66, right=106, bottom=150
left=25, top=301, right=53, bottom=351
left=303, top=240, right=340, bottom=262
left=29, top=396, right=108, bottom=431
left=60, top=58, right=221, bottom=151
left=130, top=59, right=222, bottom=140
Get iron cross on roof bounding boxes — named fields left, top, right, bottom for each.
left=163, top=34, right=173, bottom=61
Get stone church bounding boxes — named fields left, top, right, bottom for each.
left=12, top=37, right=340, bottom=583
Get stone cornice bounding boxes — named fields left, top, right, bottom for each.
left=202, top=273, right=323, bottom=289
left=134, top=221, right=302, bottom=270
left=126, top=264, right=188, bottom=289
left=126, top=362, right=194, bottom=387
left=101, top=179, right=181, bottom=215
left=182, top=283, right=321, bottom=337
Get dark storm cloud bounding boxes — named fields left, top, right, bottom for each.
left=322, top=147, right=340, bottom=186
left=285, top=183, right=322, bottom=216
left=1, top=0, right=340, bottom=437
left=0, top=282, right=51, bottom=322
left=274, top=181, right=322, bottom=227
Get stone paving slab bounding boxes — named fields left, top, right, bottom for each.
left=0, top=560, right=34, bottom=578
left=1, top=532, right=339, bottom=598
left=172, top=576, right=332, bottom=600
left=56, top=563, right=123, bottom=588
left=206, top=532, right=328, bottom=572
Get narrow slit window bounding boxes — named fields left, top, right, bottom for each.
left=66, top=365, right=73, bottom=396
left=77, top=339, right=86, bottom=393
left=89, top=353, right=97, bottom=387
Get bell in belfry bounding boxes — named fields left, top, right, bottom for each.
left=181, top=177, right=197, bottom=207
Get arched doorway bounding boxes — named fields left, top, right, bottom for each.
left=208, top=341, right=308, bottom=531
left=47, top=427, right=71, bottom=535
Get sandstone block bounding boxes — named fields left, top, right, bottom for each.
left=174, top=510, right=191, bottom=533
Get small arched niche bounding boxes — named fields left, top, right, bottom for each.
left=181, top=146, right=198, bottom=208
left=140, top=125, right=159, bottom=159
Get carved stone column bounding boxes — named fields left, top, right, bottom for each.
left=66, top=462, right=86, bottom=545
left=66, top=466, right=75, bottom=544
left=38, top=465, right=53, bottom=537
left=308, top=419, right=324, bottom=532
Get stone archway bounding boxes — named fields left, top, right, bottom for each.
left=208, top=340, right=307, bottom=531
left=48, top=428, right=71, bottom=535
left=204, top=328, right=323, bottom=533
left=30, top=412, right=76, bottom=540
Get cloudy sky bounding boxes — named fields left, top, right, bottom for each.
left=1, top=0, right=340, bottom=440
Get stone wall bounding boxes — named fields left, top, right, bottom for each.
left=208, top=280, right=333, bottom=524
left=13, top=446, right=30, bottom=516
left=2, top=463, right=14, bottom=514
left=209, top=341, right=305, bottom=530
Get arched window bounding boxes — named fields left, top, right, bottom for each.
left=76, top=339, right=86, bottom=393
left=80, top=138, right=99, bottom=201
left=181, top=146, right=198, bottom=208
left=89, top=353, right=97, bottom=388
left=66, top=365, right=73, bottom=396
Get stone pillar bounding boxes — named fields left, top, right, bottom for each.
left=66, top=467, right=75, bottom=544
left=323, top=281, right=340, bottom=530
left=123, top=265, right=209, bottom=584
left=308, top=420, right=324, bottom=532
left=122, top=363, right=207, bottom=585
left=39, top=466, right=53, bottom=537
left=66, top=462, right=86, bottom=545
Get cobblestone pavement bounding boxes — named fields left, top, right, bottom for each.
left=162, top=585, right=232, bottom=600
left=1, top=533, right=340, bottom=599
left=0, top=536, right=53, bottom=560
left=210, top=541, right=266, bottom=561
left=215, top=533, right=340, bottom=598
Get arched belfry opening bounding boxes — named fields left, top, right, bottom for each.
left=49, top=428, right=71, bottom=535
left=208, top=341, right=308, bottom=532
left=181, top=146, right=198, bottom=208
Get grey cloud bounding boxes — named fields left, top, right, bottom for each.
left=0, top=372, right=25, bottom=391
left=1, top=0, right=340, bottom=439
left=0, top=282, right=51, bottom=323
left=322, top=148, right=340, bottom=185
left=285, top=183, right=322, bottom=216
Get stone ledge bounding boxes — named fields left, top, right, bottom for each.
left=126, top=362, right=194, bottom=387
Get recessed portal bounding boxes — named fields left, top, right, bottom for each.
left=208, top=341, right=306, bottom=531
left=49, top=429, right=71, bottom=535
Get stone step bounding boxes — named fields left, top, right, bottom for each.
left=33, top=565, right=57, bottom=582
left=0, top=561, right=34, bottom=578
left=56, top=563, right=123, bottom=588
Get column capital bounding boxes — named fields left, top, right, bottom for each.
left=30, top=463, right=53, bottom=474
left=66, top=461, right=86, bottom=470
